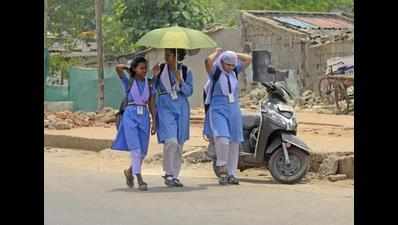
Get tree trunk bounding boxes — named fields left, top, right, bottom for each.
left=95, top=0, right=105, bottom=111
left=61, top=70, right=64, bottom=85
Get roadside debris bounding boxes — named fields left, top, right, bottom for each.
left=328, top=174, right=347, bottom=182
left=182, top=147, right=212, bottom=164
left=319, top=155, right=339, bottom=177
left=297, top=89, right=354, bottom=114
left=44, top=107, right=117, bottom=130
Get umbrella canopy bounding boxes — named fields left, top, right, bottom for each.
left=136, top=25, right=217, bottom=49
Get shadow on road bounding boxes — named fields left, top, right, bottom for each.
left=108, top=185, right=208, bottom=193
left=239, top=177, right=311, bottom=185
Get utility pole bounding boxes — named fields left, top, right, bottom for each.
left=44, top=0, right=47, bottom=48
left=95, top=0, right=105, bottom=111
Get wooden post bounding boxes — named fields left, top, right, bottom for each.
left=299, top=40, right=308, bottom=94
left=44, top=0, right=47, bottom=48
left=95, top=0, right=105, bottom=111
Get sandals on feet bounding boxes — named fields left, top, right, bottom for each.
left=123, top=169, right=134, bottom=188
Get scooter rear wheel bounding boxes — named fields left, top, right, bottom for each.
left=268, top=146, right=310, bottom=184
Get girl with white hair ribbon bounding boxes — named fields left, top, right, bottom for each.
left=203, top=48, right=252, bottom=185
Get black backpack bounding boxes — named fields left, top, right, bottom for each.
left=203, top=66, right=239, bottom=113
left=155, top=63, right=188, bottom=90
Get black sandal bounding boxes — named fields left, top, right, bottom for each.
left=136, top=174, right=148, bottom=191
left=123, top=169, right=134, bottom=188
left=172, top=178, right=184, bottom=187
left=138, top=182, right=148, bottom=191
left=227, top=175, right=240, bottom=185
left=162, top=174, right=175, bottom=187
left=216, top=166, right=228, bottom=185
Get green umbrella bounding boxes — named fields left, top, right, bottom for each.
left=136, top=25, right=217, bottom=49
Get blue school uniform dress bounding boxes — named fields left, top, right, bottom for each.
left=154, top=64, right=193, bottom=144
left=203, top=61, right=244, bottom=143
left=111, top=74, right=154, bottom=157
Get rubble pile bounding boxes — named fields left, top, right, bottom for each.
left=299, top=90, right=322, bottom=107
left=44, top=107, right=118, bottom=130
left=297, top=89, right=354, bottom=114
left=144, top=147, right=211, bottom=164
left=182, top=147, right=212, bottom=164
left=240, top=85, right=268, bottom=110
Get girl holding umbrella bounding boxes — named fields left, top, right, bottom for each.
left=151, top=48, right=194, bottom=187
left=136, top=25, right=217, bottom=187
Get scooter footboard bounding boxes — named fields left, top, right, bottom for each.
left=281, top=133, right=311, bottom=153
left=265, top=133, right=311, bottom=155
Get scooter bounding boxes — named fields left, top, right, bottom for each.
left=209, top=67, right=311, bottom=184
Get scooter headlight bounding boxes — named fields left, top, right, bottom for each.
left=261, top=101, right=276, bottom=113
left=263, top=103, right=296, bottom=130
left=268, top=111, right=288, bottom=128
left=280, top=111, right=293, bottom=119
left=277, top=104, right=294, bottom=119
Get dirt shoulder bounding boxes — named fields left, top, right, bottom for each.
left=45, top=111, right=353, bottom=155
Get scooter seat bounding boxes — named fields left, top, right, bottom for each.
left=241, top=112, right=261, bottom=130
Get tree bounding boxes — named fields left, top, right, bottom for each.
left=113, top=0, right=214, bottom=44
left=103, top=13, right=136, bottom=55
left=47, top=0, right=95, bottom=38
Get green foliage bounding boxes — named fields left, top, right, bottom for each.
left=46, top=0, right=353, bottom=56
left=47, top=0, right=95, bottom=38
left=103, top=14, right=137, bottom=55
left=195, top=0, right=240, bottom=27
left=196, top=0, right=353, bottom=26
left=113, top=0, right=214, bottom=43
left=49, top=55, right=80, bottom=79
left=237, top=0, right=353, bottom=11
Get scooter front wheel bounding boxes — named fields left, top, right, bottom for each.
left=268, top=146, right=310, bottom=184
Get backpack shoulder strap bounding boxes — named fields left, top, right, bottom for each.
left=233, top=67, right=239, bottom=79
left=155, top=63, right=166, bottom=89
left=209, top=67, right=222, bottom=99
left=212, top=67, right=222, bottom=82
left=127, top=77, right=134, bottom=92
left=181, top=64, right=188, bottom=81
left=159, top=63, right=166, bottom=76
left=203, top=67, right=223, bottom=113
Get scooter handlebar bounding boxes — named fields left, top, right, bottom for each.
left=261, top=82, right=275, bottom=92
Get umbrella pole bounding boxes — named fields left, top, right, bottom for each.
left=176, top=48, right=178, bottom=72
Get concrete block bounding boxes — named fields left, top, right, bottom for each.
left=319, top=155, right=339, bottom=177
left=328, top=174, right=347, bottom=182
left=338, top=155, right=354, bottom=178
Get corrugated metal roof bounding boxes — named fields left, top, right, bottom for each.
left=272, top=16, right=318, bottom=29
left=242, top=11, right=354, bottom=46
left=294, top=16, right=353, bottom=29
left=246, top=11, right=353, bottom=31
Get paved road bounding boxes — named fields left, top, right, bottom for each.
left=45, top=154, right=353, bottom=225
